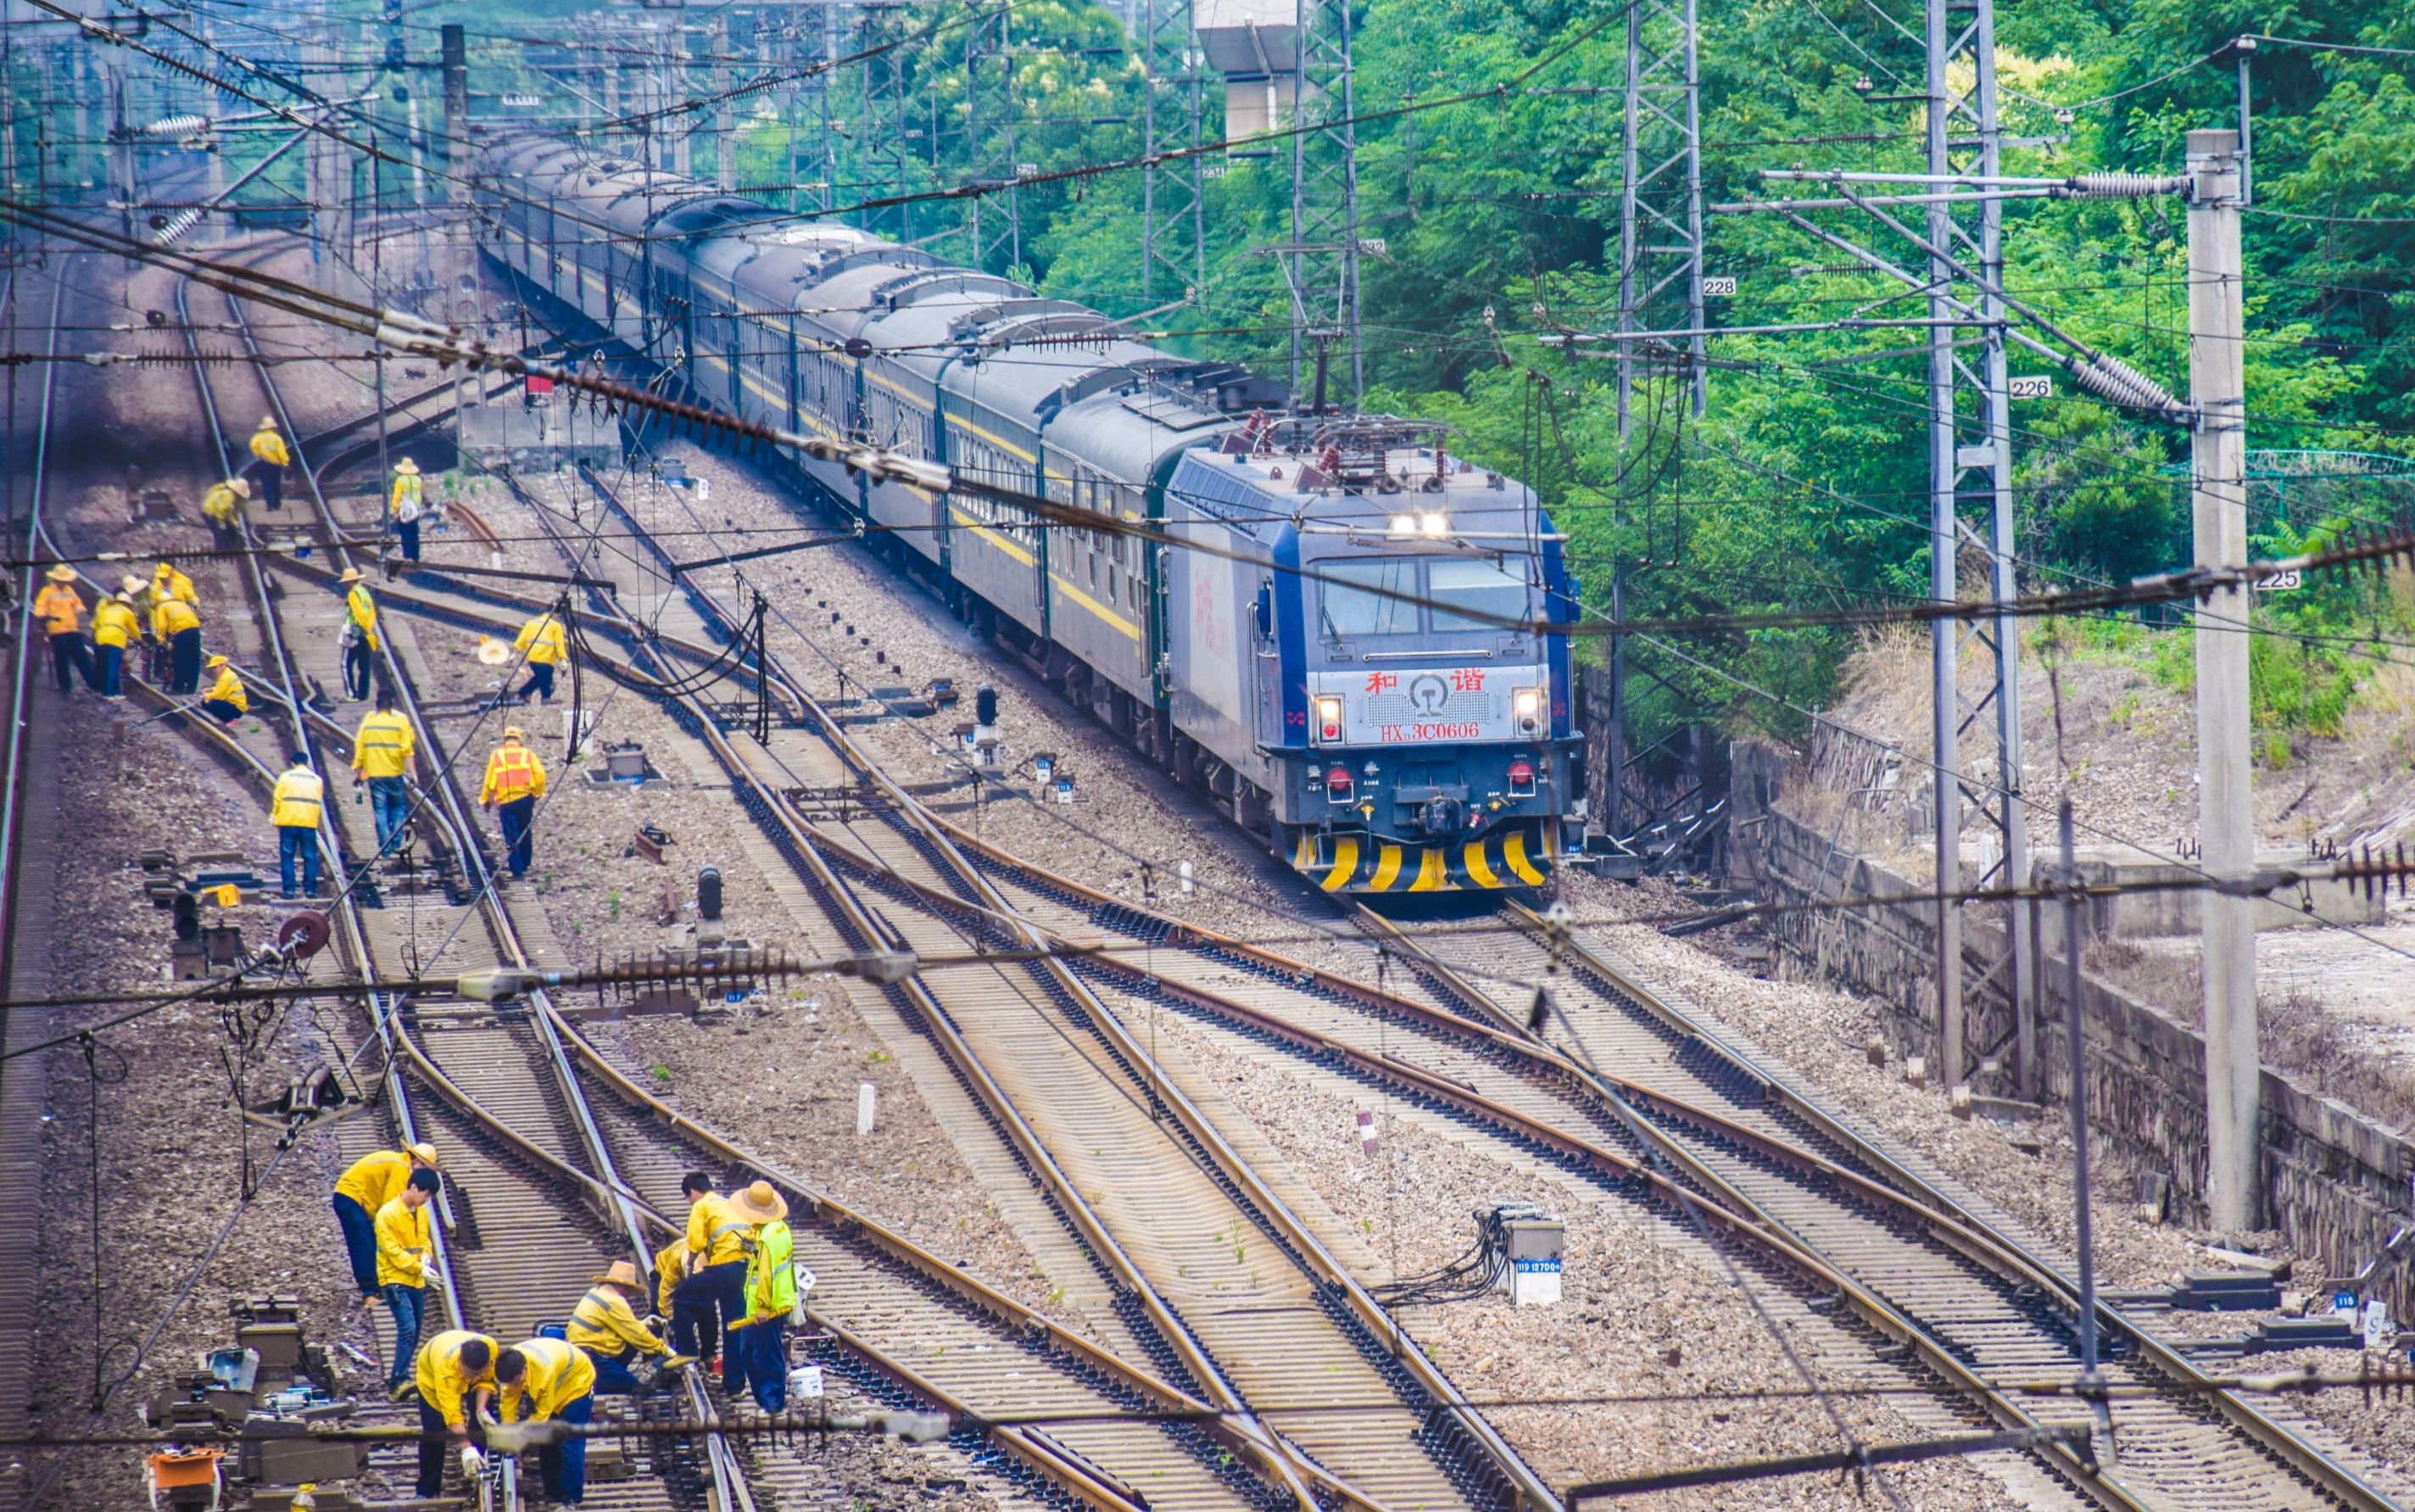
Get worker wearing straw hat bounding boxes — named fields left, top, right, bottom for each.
left=566, top=1260, right=683, bottom=1396
left=332, top=1142, right=442, bottom=1300
left=245, top=415, right=289, bottom=511
left=389, top=457, right=427, bottom=562
left=32, top=566, right=89, bottom=695
left=338, top=567, right=378, bottom=701
left=721, top=1180, right=795, bottom=1412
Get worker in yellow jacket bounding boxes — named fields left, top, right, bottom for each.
left=567, top=1259, right=683, bottom=1395
left=245, top=415, right=290, bottom=510
left=32, top=566, right=88, bottom=695
left=332, top=1141, right=440, bottom=1297
left=374, top=1167, right=442, bottom=1401
left=152, top=560, right=197, bottom=606
left=511, top=609, right=568, bottom=705
left=339, top=566, right=378, bottom=701
left=200, top=656, right=248, bottom=723
left=652, top=1237, right=690, bottom=1321
left=668, top=1173, right=750, bottom=1374
left=478, top=726, right=547, bottom=879
left=493, top=1337, right=598, bottom=1505
left=151, top=589, right=204, bottom=695
left=271, top=753, right=325, bottom=898
left=201, top=475, right=250, bottom=529
left=411, top=1331, right=497, bottom=1500
left=351, top=690, right=418, bottom=856
left=89, top=591, right=141, bottom=699
left=389, top=456, right=427, bottom=562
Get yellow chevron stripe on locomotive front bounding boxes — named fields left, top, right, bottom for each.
left=1289, top=823, right=1553, bottom=894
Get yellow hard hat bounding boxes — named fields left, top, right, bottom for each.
left=214, top=884, right=241, bottom=907
left=45, top=565, right=75, bottom=583
left=206, top=654, right=229, bottom=669
left=339, top=567, right=365, bottom=584
left=154, top=561, right=176, bottom=576
left=502, top=725, right=526, bottom=740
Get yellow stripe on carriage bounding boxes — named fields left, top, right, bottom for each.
left=1368, top=844, right=1404, bottom=892
left=1322, top=836, right=1360, bottom=891
left=1463, top=841, right=1503, bottom=890
left=1504, top=829, right=1548, bottom=885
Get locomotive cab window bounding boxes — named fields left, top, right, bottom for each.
left=1317, top=559, right=1419, bottom=639
left=1428, top=558, right=1531, bottom=632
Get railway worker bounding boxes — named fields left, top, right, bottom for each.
left=388, top=457, right=427, bottom=563
left=652, top=1236, right=690, bottom=1323
left=152, top=559, right=198, bottom=608
left=566, top=1259, right=681, bottom=1396
left=88, top=590, right=142, bottom=700
left=33, top=566, right=89, bottom=695
left=722, top=1180, right=795, bottom=1414
left=668, top=1174, right=750, bottom=1375
left=374, top=1167, right=442, bottom=1403
left=510, top=607, right=567, bottom=705
left=352, top=691, right=418, bottom=856
left=331, top=1141, right=442, bottom=1298
left=271, top=752, right=326, bottom=899
left=200, top=475, right=249, bottom=530
left=151, top=583, right=204, bottom=695
left=491, top=1336, right=598, bottom=1507
left=338, top=567, right=378, bottom=701
left=410, top=1330, right=499, bottom=1501
left=477, top=726, right=547, bottom=879
left=200, top=655, right=248, bottom=724
left=246, top=415, right=290, bottom=511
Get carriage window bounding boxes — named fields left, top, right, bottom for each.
left=1318, top=559, right=1419, bottom=639
left=1428, top=558, right=1531, bottom=632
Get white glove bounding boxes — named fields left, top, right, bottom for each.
left=460, top=1445, right=486, bottom=1478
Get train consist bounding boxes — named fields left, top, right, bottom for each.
left=476, top=137, right=1583, bottom=891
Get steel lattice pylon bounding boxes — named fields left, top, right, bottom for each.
left=963, top=0, right=1020, bottom=271
left=851, top=3, right=915, bottom=243
left=1923, top=0, right=2027, bottom=1088
left=1614, top=0, right=1705, bottom=438
left=1285, top=0, right=1359, bottom=406
left=1140, top=0, right=1206, bottom=303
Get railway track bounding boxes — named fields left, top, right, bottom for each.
left=474, top=438, right=2404, bottom=1512
left=107, top=253, right=1324, bottom=1512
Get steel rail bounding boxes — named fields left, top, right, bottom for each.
left=1513, top=908, right=2402, bottom=1512
left=503, top=467, right=1349, bottom=1512
left=562, top=461, right=1565, bottom=1512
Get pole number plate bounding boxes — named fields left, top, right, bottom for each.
left=2253, top=570, right=2302, bottom=592
left=2009, top=375, right=2054, bottom=399
left=1699, top=276, right=1737, bottom=298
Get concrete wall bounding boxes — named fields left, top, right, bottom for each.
left=1731, top=740, right=2413, bottom=1313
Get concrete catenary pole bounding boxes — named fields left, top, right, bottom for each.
left=2187, top=127, right=2256, bottom=1232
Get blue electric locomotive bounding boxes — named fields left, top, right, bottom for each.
left=474, top=137, right=1582, bottom=891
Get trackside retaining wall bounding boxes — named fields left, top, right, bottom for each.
left=1730, top=740, right=2412, bottom=1314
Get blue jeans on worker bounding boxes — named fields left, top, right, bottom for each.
left=203, top=698, right=243, bottom=723
left=538, top=1391, right=593, bottom=1504
left=278, top=825, right=320, bottom=896
left=670, top=1260, right=746, bottom=1364
left=369, top=776, right=410, bottom=854
left=87, top=643, right=121, bottom=696
left=332, top=1193, right=379, bottom=1295
left=580, top=1345, right=643, bottom=1396
left=382, top=1282, right=425, bottom=1390
left=343, top=639, right=371, bottom=700
left=515, top=661, right=555, bottom=703
left=170, top=628, right=202, bottom=694
left=497, top=795, right=536, bottom=877
left=397, top=517, right=421, bottom=561
left=737, top=1319, right=785, bottom=1411
left=47, top=632, right=86, bottom=694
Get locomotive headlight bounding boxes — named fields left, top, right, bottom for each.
left=1513, top=687, right=1542, bottom=732
left=1390, top=514, right=1416, bottom=535
left=1419, top=511, right=1448, bottom=538
left=1313, top=695, right=1343, bottom=743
